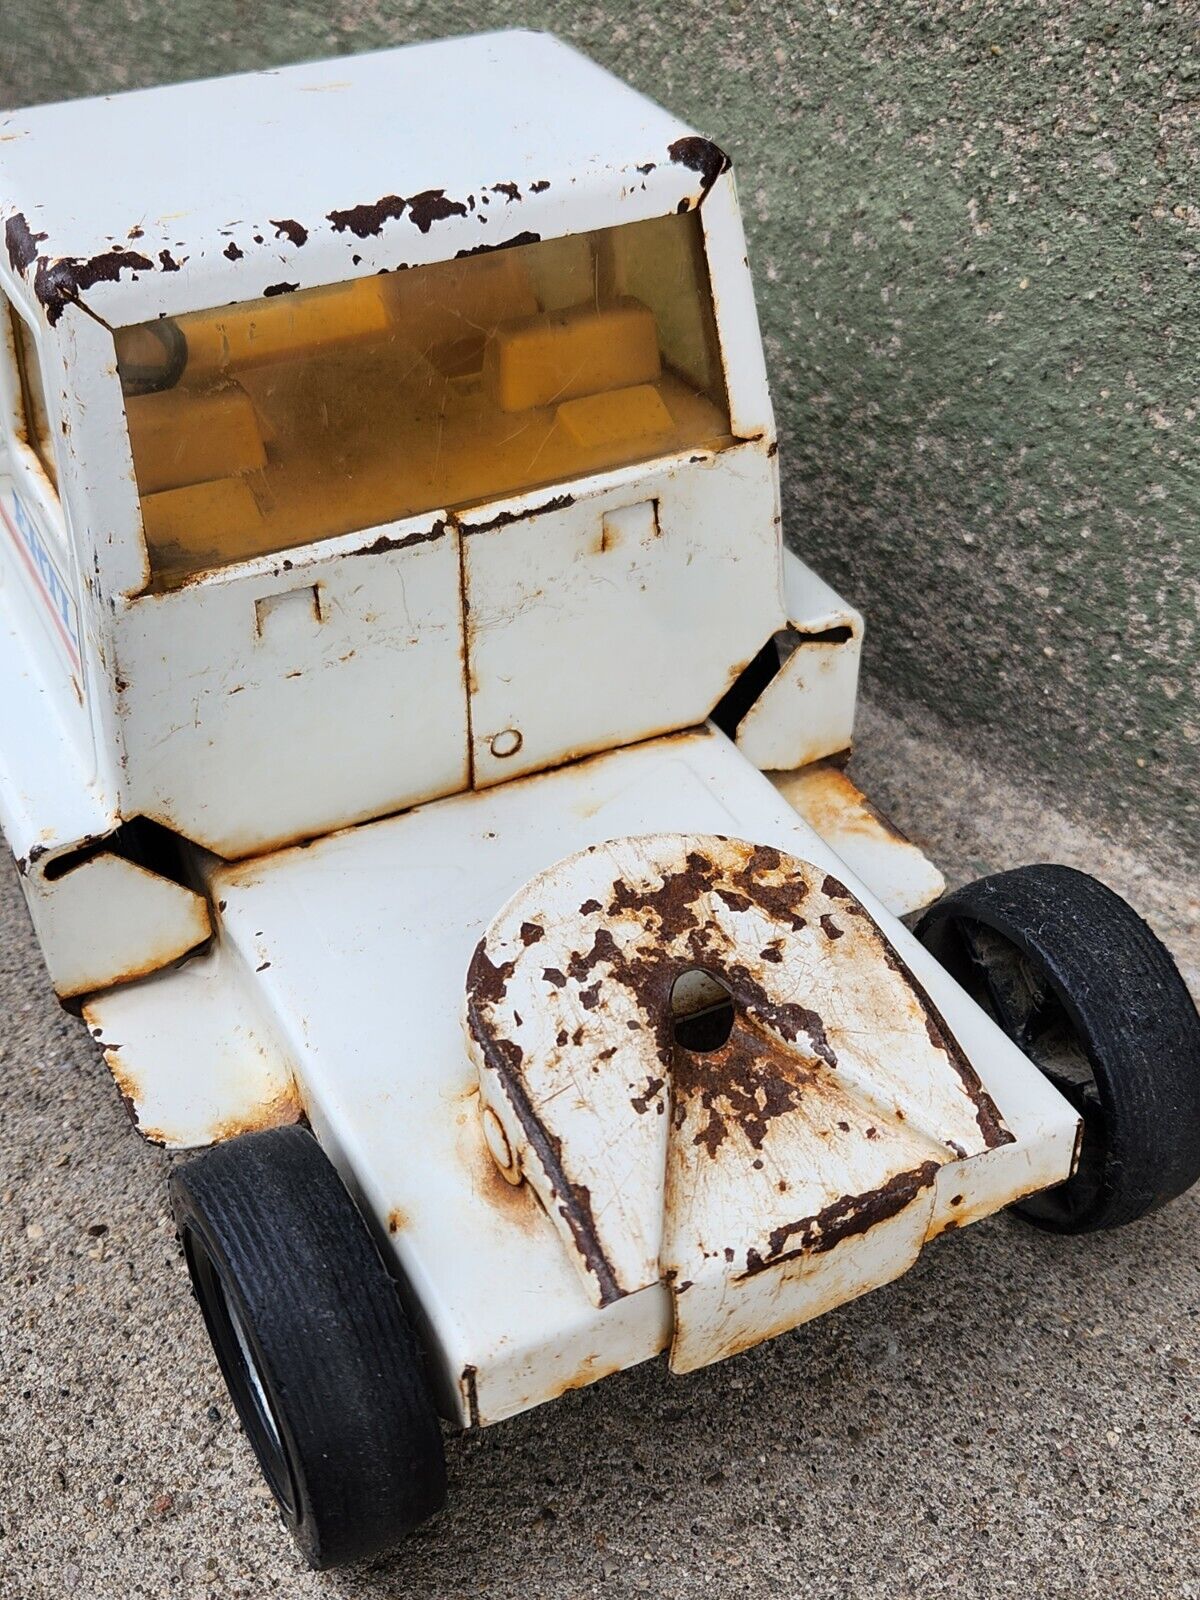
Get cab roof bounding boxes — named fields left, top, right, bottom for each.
left=0, top=31, right=732, bottom=330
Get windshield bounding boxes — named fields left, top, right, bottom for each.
left=115, top=212, right=732, bottom=587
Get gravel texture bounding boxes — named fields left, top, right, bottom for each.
left=2, top=696, right=1197, bottom=1600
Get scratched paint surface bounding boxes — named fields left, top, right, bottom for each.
left=466, top=832, right=1009, bottom=1372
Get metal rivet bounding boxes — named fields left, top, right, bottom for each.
left=481, top=1105, right=521, bottom=1184
left=489, top=728, right=523, bottom=759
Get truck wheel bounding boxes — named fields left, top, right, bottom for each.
left=916, top=864, right=1200, bottom=1233
left=169, top=1125, right=446, bottom=1568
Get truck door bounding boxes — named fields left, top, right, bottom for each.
left=447, top=211, right=782, bottom=783
left=110, top=276, right=472, bottom=859
left=461, top=443, right=780, bottom=786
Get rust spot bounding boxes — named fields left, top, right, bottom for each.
left=820, top=915, right=845, bottom=942
left=630, top=1075, right=665, bottom=1115
left=466, top=975, right=622, bottom=1303
left=407, top=189, right=468, bottom=233
left=208, top=1087, right=303, bottom=1145
left=223, top=241, right=243, bottom=260
left=579, top=898, right=602, bottom=916
left=796, top=767, right=922, bottom=856
left=263, top=281, right=298, bottom=297
left=34, top=247, right=154, bottom=325
left=455, top=229, right=541, bottom=260
left=357, top=519, right=447, bottom=556
left=328, top=194, right=406, bottom=237
left=270, top=218, right=308, bottom=247
left=491, top=182, right=520, bottom=201
left=878, top=939, right=1012, bottom=1150
left=637, top=162, right=656, bottom=175
left=460, top=1364, right=481, bottom=1429
left=548, top=1350, right=626, bottom=1399
left=529, top=179, right=550, bottom=193
left=5, top=212, right=46, bottom=273
left=158, top=249, right=181, bottom=272
left=465, top=493, right=574, bottom=534
left=744, top=1160, right=941, bottom=1276
left=106, top=1056, right=142, bottom=1130
left=668, top=135, right=731, bottom=196
left=767, top=439, right=779, bottom=458
left=387, top=1207, right=408, bottom=1233
left=520, top=921, right=545, bottom=946
left=466, top=944, right=516, bottom=1008
left=674, top=1021, right=817, bottom=1157
left=543, top=966, right=567, bottom=988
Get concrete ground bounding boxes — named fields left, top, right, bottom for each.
left=2, top=698, right=1198, bottom=1600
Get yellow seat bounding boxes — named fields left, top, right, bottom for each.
left=125, top=384, right=266, bottom=496
left=140, top=476, right=264, bottom=578
left=556, top=384, right=674, bottom=450
left=485, top=298, right=660, bottom=413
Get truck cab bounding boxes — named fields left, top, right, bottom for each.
left=2, top=31, right=880, bottom=1000
left=13, top=36, right=1184, bottom=1578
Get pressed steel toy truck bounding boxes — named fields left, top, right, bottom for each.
left=3, top=32, right=1199, bottom=1570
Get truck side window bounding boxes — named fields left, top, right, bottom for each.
left=114, top=211, right=732, bottom=589
left=4, top=296, right=59, bottom=493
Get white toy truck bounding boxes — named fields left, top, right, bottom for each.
left=3, top=32, right=1199, bottom=1570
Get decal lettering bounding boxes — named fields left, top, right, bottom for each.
left=1, top=488, right=82, bottom=674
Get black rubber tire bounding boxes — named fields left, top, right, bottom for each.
left=916, top=864, right=1200, bottom=1233
left=169, top=1125, right=446, bottom=1569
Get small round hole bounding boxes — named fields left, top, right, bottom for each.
left=670, top=969, right=734, bottom=1053
left=489, top=728, right=523, bottom=759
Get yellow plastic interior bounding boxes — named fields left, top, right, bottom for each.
left=115, top=212, right=732, bottom=586
left=7, top=300, right=58, bottom=492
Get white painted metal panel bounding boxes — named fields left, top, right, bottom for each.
left=699, top=172, right=776, bottom=444
left=84, top=939, right=301, bottom=1148
left=0, top=34, right=727, bottom=330
left=736, top=549, right=864, bottom=772
left=154, top=729, right=1079, bottom=1426
left=466, top=834, right=1010, bottom=1372
left=22, top=852, right=210, bottom=999
left=0, top=484, right=117, bottom=868
left=774, top=761, right=946, bottom=918
left=462, top=444, right=784, bottom=786
left=115, top=515, right=469, bottom=857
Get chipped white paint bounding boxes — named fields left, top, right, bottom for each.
left=774, top=761, right=946, bottom=918
left=465, top=834, right=1007, bottom=1373
left=83, top=938, right=301, bottom=1148
left=735, top=550, right=863, bottom=773
left=0, top=37, right=1085, bottom=1435
left=21, top=851, right=210, bottom=999
left=81, top=729, right=1079, bottom=1426
left=1, top=32, right=782, bottom=864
